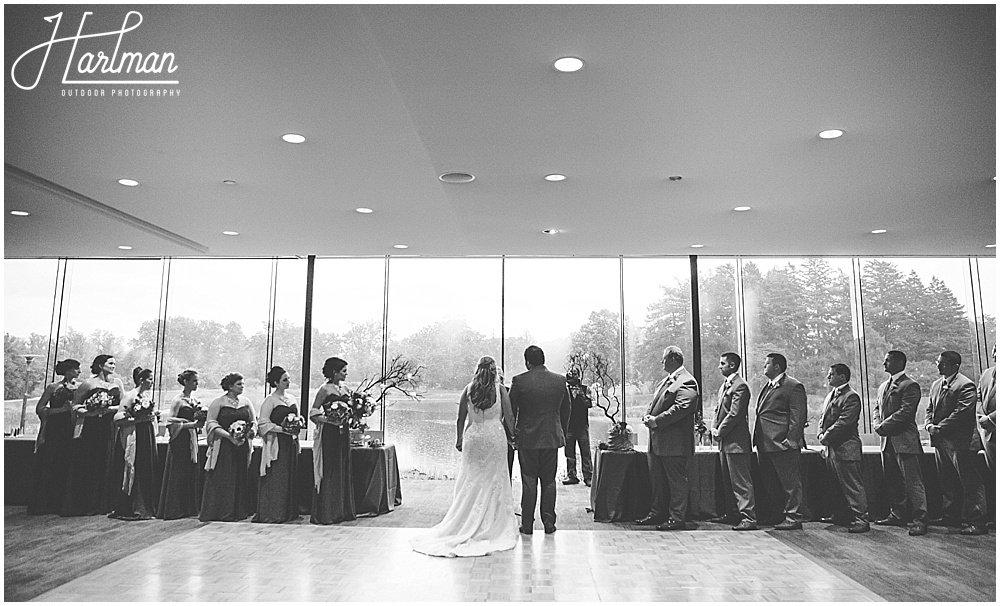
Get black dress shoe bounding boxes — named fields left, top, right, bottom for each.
left=847, top=520, right=871, bottom=534
left=519, top=526, right=533, bottom=535
left=908, top=521, right=928, bottom=536
left=959, top=524, right=988, bottom=536
left=544, top=525, right=556, bottom=534
left=562, top=477, right=580, bottom=485
left=732, top=520, right=758, bottom=531
left=875, top=515, right=909, bottom=527
left=656, top=518, right=685, bottom=531
left=774, top=520, right=803, bottom=530
left=635, top=515, right=661, bottom=526
left=584, top=479, right=591, bottom=487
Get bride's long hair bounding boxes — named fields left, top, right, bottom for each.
left=468, top=356, right=498, bottom=411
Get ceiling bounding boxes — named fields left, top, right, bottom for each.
left=4, top=4, right=996, bottom=259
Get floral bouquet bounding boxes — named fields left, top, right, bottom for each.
left=84, top=389, right=115, bottom=412
left=281, top=412, right=305, bottom=435
left=321, top=393, right=350, bottom=426
left=228, top=419, right=250, bottom=442
left=192, top=406, right=208, bottom=429
left=347, top=391, right=376, bottom=431
left=126, top=396, right=157, bottom=422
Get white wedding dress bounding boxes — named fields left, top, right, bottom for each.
left=410, top=385, right=517, bottom=557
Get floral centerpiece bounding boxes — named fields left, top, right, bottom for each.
left=346, top=354, right=425, bottom=444
left=346, top=391, right=376, bottom=431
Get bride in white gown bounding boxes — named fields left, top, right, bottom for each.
left=410, top=356, right=518, bottom=557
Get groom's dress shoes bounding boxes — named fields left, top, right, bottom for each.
left=544, top=525, right=556, bottom=534
left=655, top=518, right=685, bottom=531
left=562, top=478, right=580, bottom=485
left=634, top=515, right=661, bottom=526
left=519, top=526, right=533, bottom=535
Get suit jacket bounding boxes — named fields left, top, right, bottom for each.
left=817, top=386, right=862, bottom=461
left=646, top=368, right=698, bottom=457
left=753, top=374, right=807, bottom=453
left=978, top=367, right=996, bottom=448
left=509, top=365, right=571, bottom=450
left=713, top=375, right=752, bottom=454
left=872, top=373, right=923, bottom=454
left=927, top=372, right=978, bottom=451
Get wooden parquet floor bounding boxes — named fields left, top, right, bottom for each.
left=4, top=476, right=995, bottom=602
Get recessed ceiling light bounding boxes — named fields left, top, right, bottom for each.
left=544, top=174, right=566, bottom=182
left=542, top=229, right=559, bottom=235
left=222, top=180, right=237, bottom=185
left=690, top=244, right=705, bottom=248
left=393, top=244, right=409, bottom=249
left=439, top=172, right=475, bottom=183
left=281, top=133, right=306, bottom=144
left=871, top=229, right=887, bottom=234
left=818, top=129, right=845, bottom=139
left=554, top=57, right=584, bottom=72
left=117, top=178, right=139, bottom=187
left=668, top=175, right=683, bottom=182
left=9, top=210, right=30, bottom=216
left=734, top=206, right=752, bottom=212
left=222, top=231, right=239, bottom=236
left=355, top=208, right=374, bottom=214
left=118, top=245, right=133, bottom=250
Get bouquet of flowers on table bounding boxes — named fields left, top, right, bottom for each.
left=83, top=389, right=116, bottom=412
left=227, top=419, right=252, bottom=443
left=281, top=412, right=306, bottom=435
left=347, top=391, right=376, bottom=431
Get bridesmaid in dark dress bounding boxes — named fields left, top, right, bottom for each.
left=253, top=366, right=301, bottom=523
left=158, top=368, right=204, bottom=519
left=60, top=354, right=122, bottom=516
left=27, top=359, right=81, bottom=515
left=199, top=372, right=256, bottom=522
left=309, top=356, right=356, bottom=525
left=108, top=367, right=160, bottom=520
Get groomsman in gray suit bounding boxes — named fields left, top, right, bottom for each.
left=925, top=350, right=988, bottom=535
left=816, top=363, right=869, bottom=533
left=709, top=352, right=757, bottom=530
left=509, top=345, right=571, bottom=535
left=753, top=352, right=807, bottom=530
left=873, top=350, right=928, bottom=536
left=636, top=345, right=699, bottom=531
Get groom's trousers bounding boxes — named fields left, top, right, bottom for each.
left=519, top=447, right=558, bottom=529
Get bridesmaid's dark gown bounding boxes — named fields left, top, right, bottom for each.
left=158, top=403, right=202, bottom=519
left=254, top=404, right=300, bottom=523
left=199, top=405, right=252, bottom=522
left=108, top=415, right=159, bottom=520
left=60, top=387, right=120, bottom=517
left=311, top=422, right=356, bottom=525
left=27, top=384, right=76, bottom=515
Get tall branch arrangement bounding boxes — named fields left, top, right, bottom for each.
left=356, top=354, right=425, bottom=404
left=568, top=351, right=622, bottom=426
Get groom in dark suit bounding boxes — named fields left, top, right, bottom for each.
left=509, top=345, right=571, bottom=535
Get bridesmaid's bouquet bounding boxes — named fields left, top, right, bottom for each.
left=192, top=406, right=208, bottom=429
left=321, top=393, right=350, bottom=426
left=126, top=396, right=157, bottom=422
left=228, top=419, right=250, bottom=442
left=84, top=389, right=115, bottom=412
left=281, top=412, right=305, bottom=435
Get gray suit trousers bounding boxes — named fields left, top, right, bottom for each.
left=882, top=442, right=927, bottom=522
left=647, top=452, right=689, bottom=521
left=827, top=456, right=868, bottom=521
left=758, top=450, right=802, bottom=522
left=719, top=451, right=756, bottom=522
